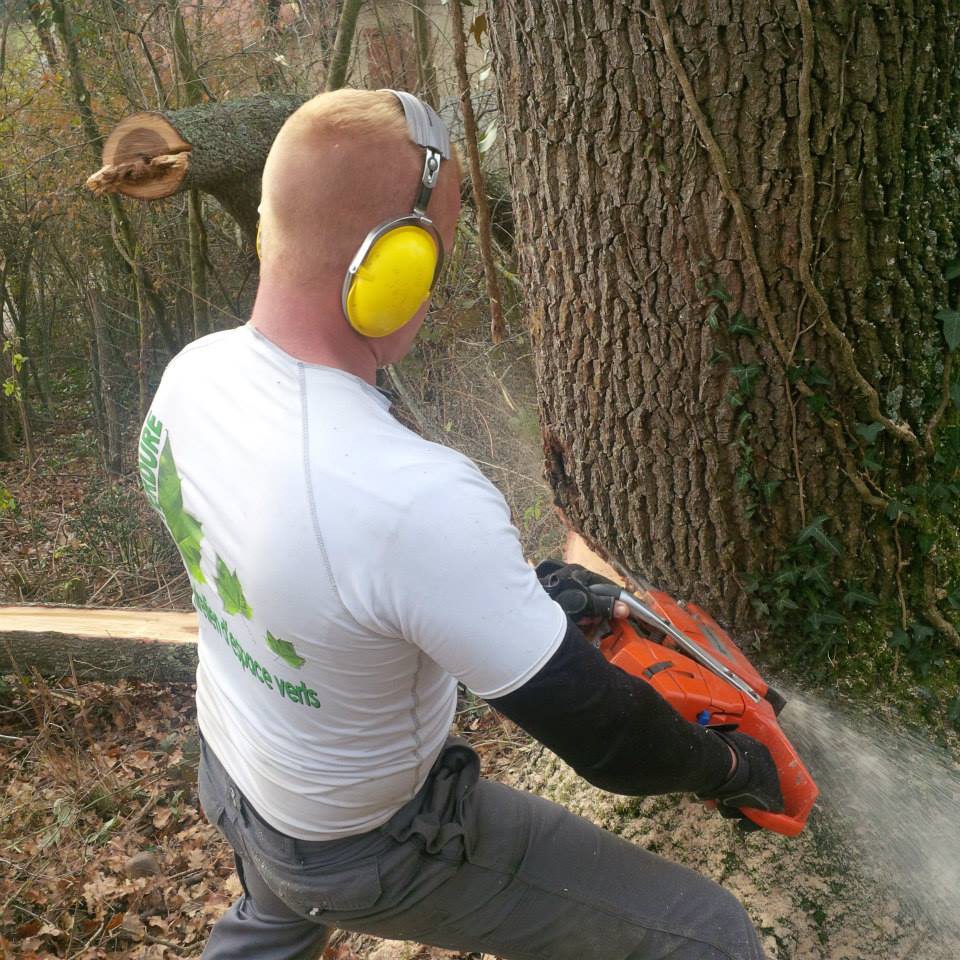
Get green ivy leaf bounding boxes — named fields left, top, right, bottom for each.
left=728, top=313, right=759, bottom=337
left=706, top=287, right=731, bottom=302
left=818, top=611, right=847, bottom=626
left=855, top=422, right=885, bottom=445
left=157, top=437, right=205, bottom=584
left=951, top=382, right=960, bottom=410
left=804, top=364, right=832, bottom=388
left=731, top=363, right=763, bottom=392
left=885, top=500, right=918, bottom=521
left=918, top=532, right=937, bottom=555
left=798, top=516, right=842, bottom=556
left=761, top=479, right=782, bottom=503
left=773, top=567, right=801, bottom=586
left=266, top=631, right=305, bottom=670
left=215, top=555, right=253, bottom=619
left=708, top=348, right=730, bottom=366
left=929, top=481, right=954, bottom=506
left=936, top=309, right=960, bottom=352
left=890, top=627, right=910, bottom=649
left=806, top=610, right=846, bottom=631
left=947, top=695, right=960, bottom=725
left=946, top=259, right=960, bottom=281
left=843, top=588, right=879, bottom=608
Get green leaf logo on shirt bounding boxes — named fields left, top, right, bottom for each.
left=215, top=555, right=253, bottom=619
left=157, top=436, right=206, bottom=584
left=266, top=630, right=305, bottom=670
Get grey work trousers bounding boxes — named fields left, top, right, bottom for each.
left=198, top=737, right=766, bottom=960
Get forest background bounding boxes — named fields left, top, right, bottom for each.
left=1, top=2, right=959, bottom=959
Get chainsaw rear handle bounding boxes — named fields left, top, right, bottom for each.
left=701, top=800, right=806, bottom=836
left=740, top=807, right=809, bottom=836
left=722, top=708, right=818, bottom=836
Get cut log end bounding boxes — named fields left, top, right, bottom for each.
left=93, top=112, right=193, bottom=200
left=86, top=152, right=190, bottom=198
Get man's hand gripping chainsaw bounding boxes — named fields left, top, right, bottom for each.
left=537, top=561, right=819, bottom=836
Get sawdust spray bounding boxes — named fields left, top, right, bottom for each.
left=776, top=687, right=960, bottom=936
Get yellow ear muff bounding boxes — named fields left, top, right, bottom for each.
left=346, top=225, right=438, bottom=338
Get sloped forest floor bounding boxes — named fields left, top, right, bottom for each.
left=3, top=336, right=960, bottom=959
left=2, top=675, right=959, bottom=960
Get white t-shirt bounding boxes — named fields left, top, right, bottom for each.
left=139, top=326, right=566, bottom=840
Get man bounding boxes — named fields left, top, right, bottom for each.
left=141, top=88, right=782, bottom=960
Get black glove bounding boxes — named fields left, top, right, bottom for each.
left=535, top=560, right=618, bottom=623
left=699, top=730, right=785, bottom=831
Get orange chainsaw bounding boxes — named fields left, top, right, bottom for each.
left=587, top=582, right=819, bottom=836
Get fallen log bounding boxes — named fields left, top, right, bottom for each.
left=2, top=541, right=607, bottom=683
left=1, top=605, right=198, bottom=682
left=85, top=94, right=306, bottom=242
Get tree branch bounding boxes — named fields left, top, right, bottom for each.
left=450, top=0, right=506, bottom=345
left=325, top=0, right=363, bottom=92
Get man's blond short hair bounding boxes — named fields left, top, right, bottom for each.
left=285, top=88, right=408, bottom=139
left=258, top=89, right=459, bottom=284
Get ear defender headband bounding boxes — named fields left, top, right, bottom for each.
left=342, top=90, right=452, bottom=338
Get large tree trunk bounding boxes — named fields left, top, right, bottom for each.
left=489, top=3, right=960, bottom=650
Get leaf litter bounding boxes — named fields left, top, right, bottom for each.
left=3, top=676, right=959, bottom=959
left=0, top=676, right=507, bottom=959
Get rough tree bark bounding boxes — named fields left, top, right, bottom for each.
left=489, top=2, right=960, bottom=649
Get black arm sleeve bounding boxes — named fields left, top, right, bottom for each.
left=487, top=619, right=733, bottom=796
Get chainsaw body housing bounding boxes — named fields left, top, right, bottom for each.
left=598, top=589, right=818, bottom=836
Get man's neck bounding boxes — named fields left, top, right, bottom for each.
left=248, top=280, right=377, bottom=384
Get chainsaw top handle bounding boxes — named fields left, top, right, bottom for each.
left=588, top=585, right=762, bottom=704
